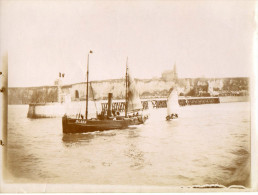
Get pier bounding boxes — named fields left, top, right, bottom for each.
left=101, top=97, right=220, bottom=112
left=26, top=96, right=251, bottom=118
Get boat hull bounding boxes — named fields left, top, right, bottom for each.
left=128, top=115, right=148, bottom=125
left=62, top=116, right=131, bottom=134
left=62, top=114, right=148, bottom=134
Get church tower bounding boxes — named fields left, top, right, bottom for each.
left=173, top=62, right=178, bottom=80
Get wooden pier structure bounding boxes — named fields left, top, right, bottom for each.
left=101, top=97, right=220, bottom=112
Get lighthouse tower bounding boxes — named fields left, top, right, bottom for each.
left=54, top=72, right=65, bottom=103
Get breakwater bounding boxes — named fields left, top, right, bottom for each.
left=219, top=96, right=250, bottom=103
left=28, top=97, right=222, bottom=118
left=27, top=101, right=101, bottom=119
left=27, top=102, right=66, bottom=118
left=101, top=97, right=220, bottom=112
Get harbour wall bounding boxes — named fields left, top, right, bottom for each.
left=27, top=103, right=65, bottom=118
left=27, top=96, right=248, bottom=118
left=27, top=101, right=102, bottom=119
left=219, top=96, right=250, bottom=103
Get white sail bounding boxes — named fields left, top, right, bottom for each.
left=167, top=89, right=180, bottom=115
left=127, top=66, right=142, bottom=112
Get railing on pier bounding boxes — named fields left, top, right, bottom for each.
left=101, top=97, right=220, bottom=112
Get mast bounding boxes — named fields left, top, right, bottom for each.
left=86, top=50, right=93, bottom=119
left=125, top=57, right=128, bottom=117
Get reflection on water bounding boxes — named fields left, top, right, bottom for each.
left=62, top=133, right=95, bottom=146
left=6, top=102, right=250, bottom=187
left=62, top=131, right=119, bottom=146
left=127, top=129, right=140, bottom=139
left=62, top=127, right=140, bottom=146
left=125, top=143, right=148, bottom=169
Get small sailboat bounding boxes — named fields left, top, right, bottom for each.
left=166, top=88, right=179, bottom=120
left=62, top=53, right=147, bottom=134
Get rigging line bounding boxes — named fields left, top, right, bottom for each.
left=76, top=91, right=83, bottom=117
left=79, top=100, right=83, bottom=116
left=90, top=82, right=98, bottom=115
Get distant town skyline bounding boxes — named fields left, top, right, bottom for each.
left=0, top=0, right=255, bottom=87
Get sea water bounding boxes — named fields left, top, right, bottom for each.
left=6, top=102, right=250, bottom=187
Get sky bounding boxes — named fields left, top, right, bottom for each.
left=0, top=0, right=256, bottom=87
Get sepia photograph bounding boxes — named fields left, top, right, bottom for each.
left=0, top=0, right=257, bottom=193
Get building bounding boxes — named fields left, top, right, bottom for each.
left=161, top=63, right=178, bottom=81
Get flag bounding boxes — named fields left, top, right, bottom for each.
left=59, top=72, right=61, bottom=77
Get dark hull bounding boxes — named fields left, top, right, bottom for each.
left=62, top=114, right=148, bottom=134
left=128, top=115, right=148, bottom=125
left=62, top=116, right=132, bottom=134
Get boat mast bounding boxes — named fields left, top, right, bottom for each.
left=125, top=57, right=128, bottom=117
left=86, top=50, right=93, bottom=119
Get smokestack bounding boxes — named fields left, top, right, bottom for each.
left=107, top=93, right=113, bottom=117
